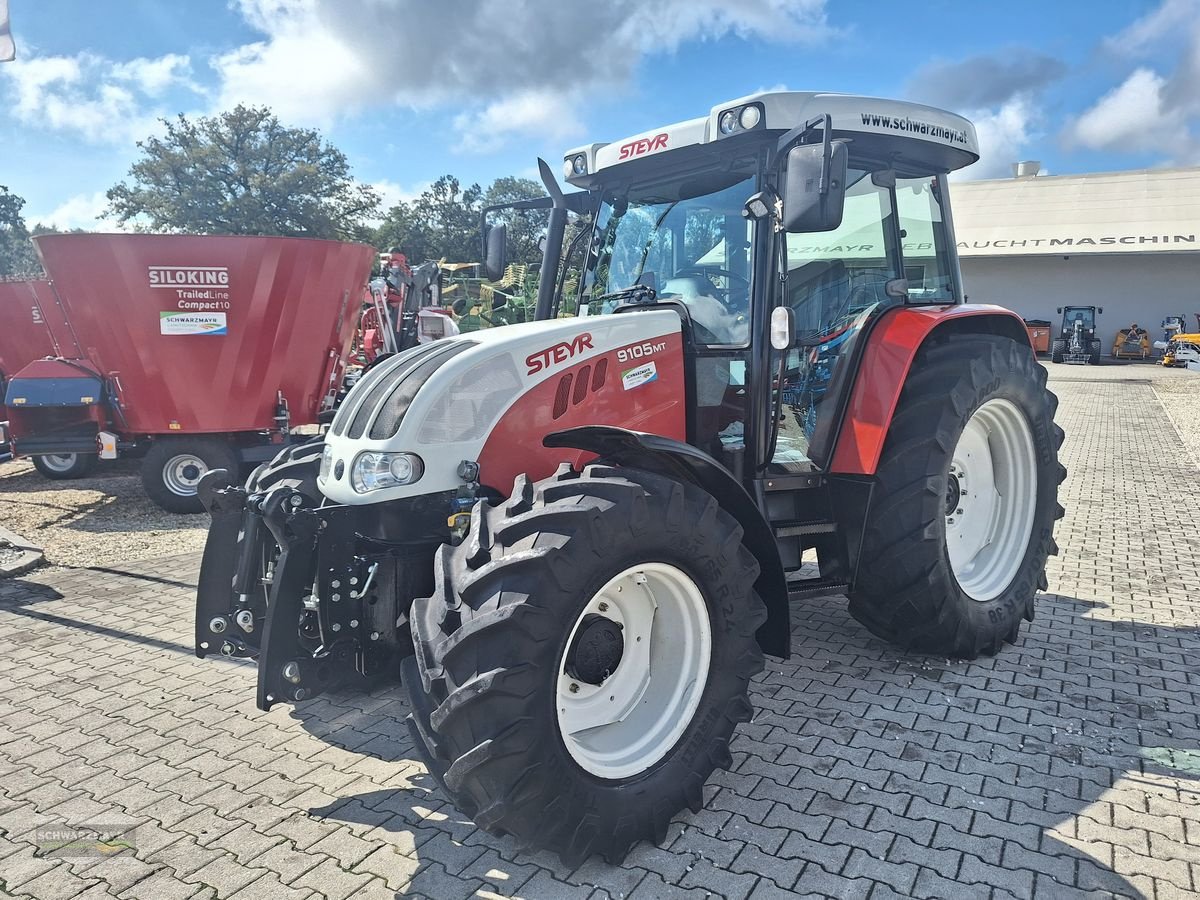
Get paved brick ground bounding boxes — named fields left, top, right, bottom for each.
left=1, top=369, right=1199, bottom=899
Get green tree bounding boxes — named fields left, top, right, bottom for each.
left=375, top=174, right=549, bottom=269
left=0, top=186, right=43, bottom=278
left=106, top=105, right=380, bottom=240
left=483, top=176, right=547, bottom=269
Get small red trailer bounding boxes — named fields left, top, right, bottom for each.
left=1, top=233, right=374, bottom=511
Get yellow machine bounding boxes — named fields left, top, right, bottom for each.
left=1159, top=332, right=1200, bottom=368
left=1112, top=324, right=1151, bottom=359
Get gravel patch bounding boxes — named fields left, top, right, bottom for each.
left=0, top=456, right=208, bottom=569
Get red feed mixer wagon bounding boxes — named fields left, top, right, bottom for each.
left=0, top=233, right=375, bottom=511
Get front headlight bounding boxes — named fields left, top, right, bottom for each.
left=351, top=451, right=424, bottom=493
left=319, top=444, right=333, bottom=481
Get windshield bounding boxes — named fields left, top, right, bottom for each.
left=580, top=170, right=756, bottom=345
left=1066, top=308, right=1095, bottom=328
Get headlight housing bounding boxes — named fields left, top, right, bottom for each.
left=319, top=444, right=333, bottom=481
left=350, top=451, right=424, bottom=493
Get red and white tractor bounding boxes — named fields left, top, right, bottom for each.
left=195, top=91, right=1064, bottom=865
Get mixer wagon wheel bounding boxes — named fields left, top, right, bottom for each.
left=849, top=334, right=1064, bottom=659
left=404, top=464, right=766, bottom=865
left=142, top=436, right=240, bottom=514
left=1050, top=340, right=1065, bottom=364
left=32, top=453, right=97, bottom=480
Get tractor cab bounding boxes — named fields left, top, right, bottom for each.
left=1052, top=305, right=1102, bottom=365
left=484, top=92, right=977, bottom=479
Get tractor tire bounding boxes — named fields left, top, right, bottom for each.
left=1089, top=340, right=1102, bottom=366
left=848, top=334, right=1064, bottom=659
left=32, top=453, right=96, bottom=480
left=142, top=437, right=240, bottom=513
left=405, top=463, right=766, bottom=865
left=1050, top=340, right=1065, bottom=364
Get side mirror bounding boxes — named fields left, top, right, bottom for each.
left=782, top=140, right=848, bottom=233
left=484, top=224, right=507, bottom=282
left=1056, top=307, right=1063, bottom=314
left=1098, top=307, right=1104, bottom=314
left=770, top=306, right=794, bottom=350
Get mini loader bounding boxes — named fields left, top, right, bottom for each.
left=1051, top=305, right=1102, bottom=365
left=194, top=91, right=1064, bottom=865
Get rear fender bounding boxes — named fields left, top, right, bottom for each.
left=544, top=425, right=789, bottom=659
left=828, top=305, right=1031, bottom=476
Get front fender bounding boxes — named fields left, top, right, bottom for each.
left=544, top=425, right=790, bottom=659
left=828, top=304, right=1031, bottom=475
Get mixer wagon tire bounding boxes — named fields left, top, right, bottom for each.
left=849, top=334, right=1064, bottom=659
left=32, top=453, right=96, bottom=480
left=1050, top=340, right=1065, bottom=364
left=404, top=464, right=766, bottom=865
left=142, top=437, right=240, bottom=513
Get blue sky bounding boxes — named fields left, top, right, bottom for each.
left=1, top=0, right=1198, bottom=230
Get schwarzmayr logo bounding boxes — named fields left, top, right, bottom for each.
left=159, top=311, right=228, bottom=336
left=148, top=266, right=230, bottom=288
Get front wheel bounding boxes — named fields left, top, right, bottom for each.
left=142, top=437, right=239, bottom=513
left=405, top=464, right=766, bottom=865
left=32, top=453, right=96, bottom=480
left=1050, top=339, right=1065, bottom=364
left=849, top=334, right=1065, bottom=658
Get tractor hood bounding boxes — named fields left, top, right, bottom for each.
left=319, top=311, right=686, bottom=505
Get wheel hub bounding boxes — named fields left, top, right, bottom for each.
left=564, top=614, right=624, bottom=685
left=944, top=472, right=962, bottom=517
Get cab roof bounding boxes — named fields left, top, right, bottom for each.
left=563, top=90, right=980, bottom=186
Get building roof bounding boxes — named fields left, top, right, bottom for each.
left=952, top=166, right=1200, bottom=258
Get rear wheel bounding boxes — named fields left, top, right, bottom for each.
left=1089, top=340, right=1102, bottom=365
left=849, top=334, right=1065, bottom=658
left=32, top=453, right=96, bottom=480
left=142, top=437, right=239, bottom=513
left=1050, top=340, right=1065, bottom=364
left=405, top=464, right=766, bottom=865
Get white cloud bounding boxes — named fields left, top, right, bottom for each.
left=28, top=191, right=122, bottom=232
left=214, top=0, right=835, bottom=150
left=1065, top=68, right=1183, bottom=153
left=453, top=89, right=584, bottom=155
left=1067, top=0, right=1200, bottom=164
left=111, top=54, right=197, bottom=97
left=956, top=96, right=1042, bottom=180
left=1105, top=0, right=1199, bottom=54
left=3, top=51, right=200, bottom=144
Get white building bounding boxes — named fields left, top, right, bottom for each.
left=952, top=166, right=1200, bottom=341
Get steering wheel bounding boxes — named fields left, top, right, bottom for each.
left=673, top=265, right=750, bottom=290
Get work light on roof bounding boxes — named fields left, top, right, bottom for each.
left=564, top=154, right=587, bottom=179
left=718, top=103, right=764, bottom=137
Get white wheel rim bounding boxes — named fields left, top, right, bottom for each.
left=162, top=453, right=208, bottom=497
left=39, top=453, right=78, bottom=473
left=556, top=562, right=712, bottom=780
left=946, top=398, right=1038, bottom=602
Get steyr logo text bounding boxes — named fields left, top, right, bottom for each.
left=527, top=333, right=594, bottom=374
left=618, top=134, right=668, bottom=160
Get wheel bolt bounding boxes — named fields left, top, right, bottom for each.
left=947, top=518, right=955, bottom=525
left=598, top=602, right=609, bottom=612
left=569, top=683, right=579, bottom=693
left=956, top=508, right=964, bottom=515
